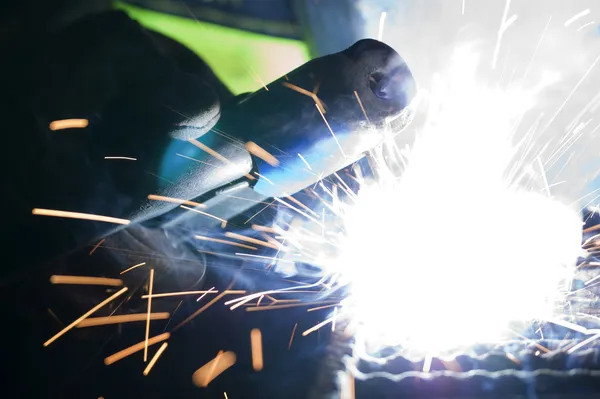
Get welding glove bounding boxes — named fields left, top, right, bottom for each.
left=1, top=10, right=228, bottom=276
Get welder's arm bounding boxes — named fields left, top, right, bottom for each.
left=1, top=11, right=227, bottom=272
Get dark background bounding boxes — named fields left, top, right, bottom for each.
left=1, top=2, right=330, bottom=397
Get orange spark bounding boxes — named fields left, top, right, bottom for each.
left=89, top=239, right=105, bottom=255
left=44, top=287, right=128, bottom=347
left=104, top=156, right=137, bottom=161
left=120, top=262, right=146, bottom=275
left=302, top=316, right=336, bottom=337
left=506, top=353, right=521, bottom=365
left=265, top=298, right=299, bottom=305
left=250, top=328, right=264, bottom=371
left=76, top=312, right=170, bottom=328
left=144, top=269, right=155, bottom=362
left=264, top=295, right=278, bottom=303
left=345, top=171, right=361, bottom=185
left=147, top=194, right=205, bottom=208
left=182, top=206, right=228, bottom=223
left=50, top=275, right=123, bottom=287
left=234, top=252, right=294, bottom=264
left=307, top=303, right=339, bottom=312
left=32, top=208, right=130, bottom=225
left=225, top=232, right=280, bottom=250
left=288, top=323, right=298, bottom=350
left=345, top=372, right=355, bottom=399
left=282, top=82, right=326, bottom=113
left=246, top=302, right=338, bottom=312
left=172, top=290, right=230, bottom=332
left=244, top=199, right=276, bottom=224
left=309, top=189, right=337, bottom=214
left=104, top=332, right=170, bottom=366
left=143, top=342, right=169, bottom=376
left=312, top=81, right=321, bottom=95
left=188, top=139, right=254, bottom=180
left=251, top=224, right=279, bottom=234
left=195, top=234, right=257, bottom=250
left=259, top=233, right=283, bottom=249
left=49, top=118, right=88, bottom=130
left=192, top=351, right=237, bottom=388
left=286, top=195, right=319, bottom=217
left=142, top=290, right=245, bottom=299
left=510, top=330, right=551, bottom=353
left=206, top=350, right=224, bottom=387
left=353, top=91, right=370, bottom=124
left=245, top=141, right=280, bottom=167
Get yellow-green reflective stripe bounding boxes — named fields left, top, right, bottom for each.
left=115, top=2, right=310, bottom=95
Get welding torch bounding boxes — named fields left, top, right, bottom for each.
left=4, top=33, right=414, bottom=272
left=148, top=38, right=416, bottom=227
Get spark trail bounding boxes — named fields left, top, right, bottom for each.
left=274, top=45, right=584, bottom=358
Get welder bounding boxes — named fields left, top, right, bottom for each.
left=0, top=0, right=415, bottom=279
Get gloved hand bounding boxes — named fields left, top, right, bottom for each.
left=1, top=10, right=225, bottom=275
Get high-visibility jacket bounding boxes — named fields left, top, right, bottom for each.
left=116, top=0, right=311, bottom=95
